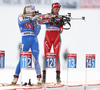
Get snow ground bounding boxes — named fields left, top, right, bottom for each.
left=0, top=68, right=100, bottom=90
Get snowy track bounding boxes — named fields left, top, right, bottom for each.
left=0, top=69, right=100, bottom=90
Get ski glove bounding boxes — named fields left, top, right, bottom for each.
left=30, top=15, right=39, bottom=21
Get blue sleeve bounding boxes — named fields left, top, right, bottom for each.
left=34, top=24, right=41, bottom=36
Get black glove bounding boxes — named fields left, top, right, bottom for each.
left=60, top=18, right=64, bottom=26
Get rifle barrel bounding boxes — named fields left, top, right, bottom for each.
left=71, top=17, right=85, bottom=20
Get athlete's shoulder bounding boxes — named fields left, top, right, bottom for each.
left=18, top=13, right=24, bottom=18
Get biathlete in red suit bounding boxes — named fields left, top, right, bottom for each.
left=42, top=2, right=63, bottom=84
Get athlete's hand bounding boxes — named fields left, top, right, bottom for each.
left=60, top=18, right=64, bottom=26
left=30, top=15, right=38, bottom=21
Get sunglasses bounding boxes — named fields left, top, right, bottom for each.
left=53, top=4, right=61, bottom=7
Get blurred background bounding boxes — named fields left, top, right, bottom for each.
left=0, top=0, right=100, bottom=83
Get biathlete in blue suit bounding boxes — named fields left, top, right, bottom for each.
left=11, top=5, right=42, bottom=85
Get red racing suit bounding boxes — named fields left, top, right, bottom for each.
left=43, top=16, right=63, bottom=71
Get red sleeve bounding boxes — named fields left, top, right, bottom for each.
left=60, top=26, right=63, bottom=33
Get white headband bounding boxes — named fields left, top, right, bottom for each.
left=26, top=6, right=35, bottom=13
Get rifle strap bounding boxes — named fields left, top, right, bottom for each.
left=63, top=22, right=71, bottom=30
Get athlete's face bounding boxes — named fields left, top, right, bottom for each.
left=53, top=8, right=60, bottom=15
left=26, top=12, right=35, bottom=16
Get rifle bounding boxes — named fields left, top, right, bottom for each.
left=24, top=11, right=85, bottom=30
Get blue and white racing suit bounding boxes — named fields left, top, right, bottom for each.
left=15, top=13, right=41, bottom=75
